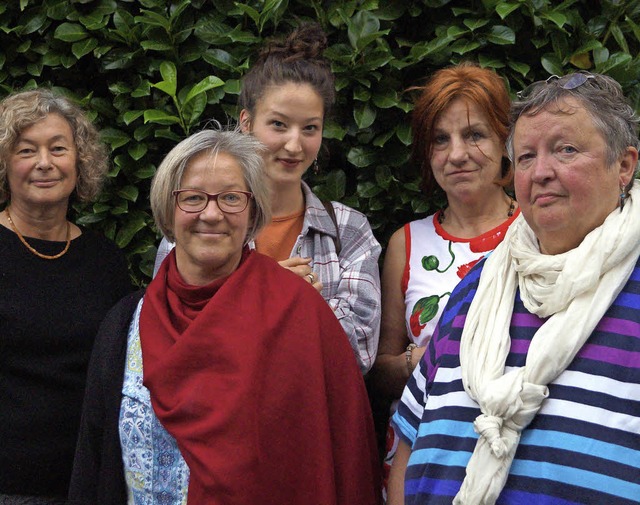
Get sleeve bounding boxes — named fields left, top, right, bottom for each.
left=390, top=353, right=429, bottom=447
left=68, top=294, right=140, bottom=504
left=329, top=206, right=382, bottom=374
left=153, top=236, right=175, bottom=277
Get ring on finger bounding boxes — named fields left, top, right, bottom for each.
left=306, top=273, right=315, bottom=283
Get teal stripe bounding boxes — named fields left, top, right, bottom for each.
left=416, top=419, right=477, bottom=439
left=410, top=447, right=471, bottom=468
left=392, top=411, right=418, bottom=444
left=510, top=460, right=640, bottom=502
left=522, top=428, right=640, bottom=466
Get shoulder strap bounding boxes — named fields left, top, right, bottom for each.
left=322, top=200, right=341, bottom=256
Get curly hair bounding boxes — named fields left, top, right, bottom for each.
left=238, top=22, right=335, bottom=118
left=0, top=88, right=108, bottom=204
left=410, top=62, right=512, bottom=200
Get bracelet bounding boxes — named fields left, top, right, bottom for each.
left=406, top=343, right=418, bottom=375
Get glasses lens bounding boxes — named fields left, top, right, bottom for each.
left=176, top=190, right=207, bottom=212
left=558, top=73, right=592, bottom=90
left=217, top=191, right=249, bottom=213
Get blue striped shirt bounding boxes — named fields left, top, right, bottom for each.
left=392, top=257, right=640, bottom=505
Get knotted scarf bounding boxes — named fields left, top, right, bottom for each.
left=456, top=183, right=640, bottom=504
left=140, top=247, right=380, bottom=504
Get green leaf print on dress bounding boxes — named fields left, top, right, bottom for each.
left=410, top=241, right=454, bottom=336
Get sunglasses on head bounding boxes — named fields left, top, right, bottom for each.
left=516, top=72, right=596, bottom=100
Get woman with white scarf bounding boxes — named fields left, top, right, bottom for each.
left=387, top=71, right=640, bottom=505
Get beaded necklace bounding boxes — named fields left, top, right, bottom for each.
left=5, top=207, right=71, bottom=260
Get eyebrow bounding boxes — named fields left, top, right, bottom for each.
left=267, top=110, right=323, bottom=123
left=16, top=134, right=72, bottom=144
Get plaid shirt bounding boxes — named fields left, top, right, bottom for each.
left=153, top=182, right=381, bottom=373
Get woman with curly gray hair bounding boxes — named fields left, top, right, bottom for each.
left=0, top=89, right=132, bottom=503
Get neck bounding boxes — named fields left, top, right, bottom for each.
left=269, top=181, right=305, bottom=217
left=441, top=190, right=515, bottom=238
left=3, top=203, right=69, bottom=241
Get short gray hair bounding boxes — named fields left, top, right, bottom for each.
left=507, top=72, right=639, bottom=189
left=150, top=128, right=271, bottom=243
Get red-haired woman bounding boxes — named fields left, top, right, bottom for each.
left=371, top=63, right=519, bottom=496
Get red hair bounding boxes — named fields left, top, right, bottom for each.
left=410, top=62, right=512, bottom=198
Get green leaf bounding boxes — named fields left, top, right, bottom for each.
left=141, top=40, right=174, bottom=51
left=540, top=54, right=564, bottom=76
left=54, top=22, right=88, bottom=42
left=118, top=185, right=139, bottom=202
left=354, top=103, right=376, bottom=129
left=496, top=3, right=520, bottom=20
left=507, top=61, right=530, bottom=77
left=487, top=25, right=515, bottom=45
left=596, top=52, right=632, bottom=74
left=72, top=38, right=98, bottom=59
left=101, top=128, right=130, bottom=149
left=128, top=143, right=148, bottom=161
left=348, top=10, right=380, bottom=52
left=323, top=170, right=347, bottom=200
left=323, top=121, right=347, bottom=140
left=143, top=109, right=181, bottom=125
left=123, top=110, right=144, bottom=125
left=610, top=24, right=629, bottom=53
left=463, top=18, right=490, bottom=31
left=183, top=75, right=224, bottom=105
left=541, top=11, right=567, bottom=29
left=450, top=39, right=481, bottom=55
left=116, top=214, right=148, bottom=248
left=347, top=146, right=376, bottom=168
left=356, top=181, right=383, bottom=198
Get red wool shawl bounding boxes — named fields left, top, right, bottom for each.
left=140, top=248, right=380, bottom=504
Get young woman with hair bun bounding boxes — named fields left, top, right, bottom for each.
left=155, top=23, right=382, bottom=375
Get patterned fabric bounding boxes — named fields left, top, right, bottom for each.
left=153, top=181, right=381, bottom=373
left=392, top=257, right=640, bottom=505
left=402, top=211, right=519, bottom=347
left=0, top=495, right=67, bottom=504
left=120, top=301, right=189, bottom=505
left=382, top=210, right=519, bottom=498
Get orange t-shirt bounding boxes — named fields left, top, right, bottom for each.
left=255, top=210, right=305, bottom=261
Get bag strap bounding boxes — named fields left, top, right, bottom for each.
left=322, top=200, right=342, bottom=256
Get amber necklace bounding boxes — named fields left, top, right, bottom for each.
left=438, top=196, right=515, bottom=224
left=5, top=207, right=71, bottom=260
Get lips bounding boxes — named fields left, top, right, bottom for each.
left=31, top=179, right=61, bottom=187
left=533, top=192, right=562, bottom=206
left=277, top=157, right=304, bottom=168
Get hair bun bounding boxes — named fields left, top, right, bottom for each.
left=261, top=23, right=328, bottom=62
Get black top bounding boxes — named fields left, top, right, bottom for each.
left=0, top=224, right=133, bottom=497
left=68, top=290, right=143, bottom=504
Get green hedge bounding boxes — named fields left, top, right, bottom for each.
left=1, top=0, right=639, bottom=285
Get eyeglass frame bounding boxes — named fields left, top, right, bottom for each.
left=172, top=189, right=254, bottom=214
left=516, top=72, right=597, bottom=100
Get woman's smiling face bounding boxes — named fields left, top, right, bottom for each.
left=240, top=82, right=324, bottom=189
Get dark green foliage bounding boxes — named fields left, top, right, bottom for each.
left=1, top=0, right=638, bottom=285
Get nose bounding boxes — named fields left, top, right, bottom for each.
left=448, top=136, right=468, bottom=165
left=199, top=197, right=225, bottom=221
left=284, top=129, right=303, bottom=154
left=529, top=152, right=555, bottom=183
left=35, top=148, right=52, bottom=170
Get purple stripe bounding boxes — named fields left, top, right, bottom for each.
left=596, top=317, right=640, bottom=338
left=452, top=314, right=466, bottom=329
left=512, top=311, right=545, bottom=327
left=577, top=344, right=640, bottom=369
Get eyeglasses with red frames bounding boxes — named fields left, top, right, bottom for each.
left=173, top=189, right=253, bottom=214
left=516, top=72, right=597, bottom=100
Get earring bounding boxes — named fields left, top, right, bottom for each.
left=620, top=184, right=627, bottom=210
left=313, top=158, right=319, bottom=175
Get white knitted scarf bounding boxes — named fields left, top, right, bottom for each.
left=455, top=182, right=640, bottom=505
